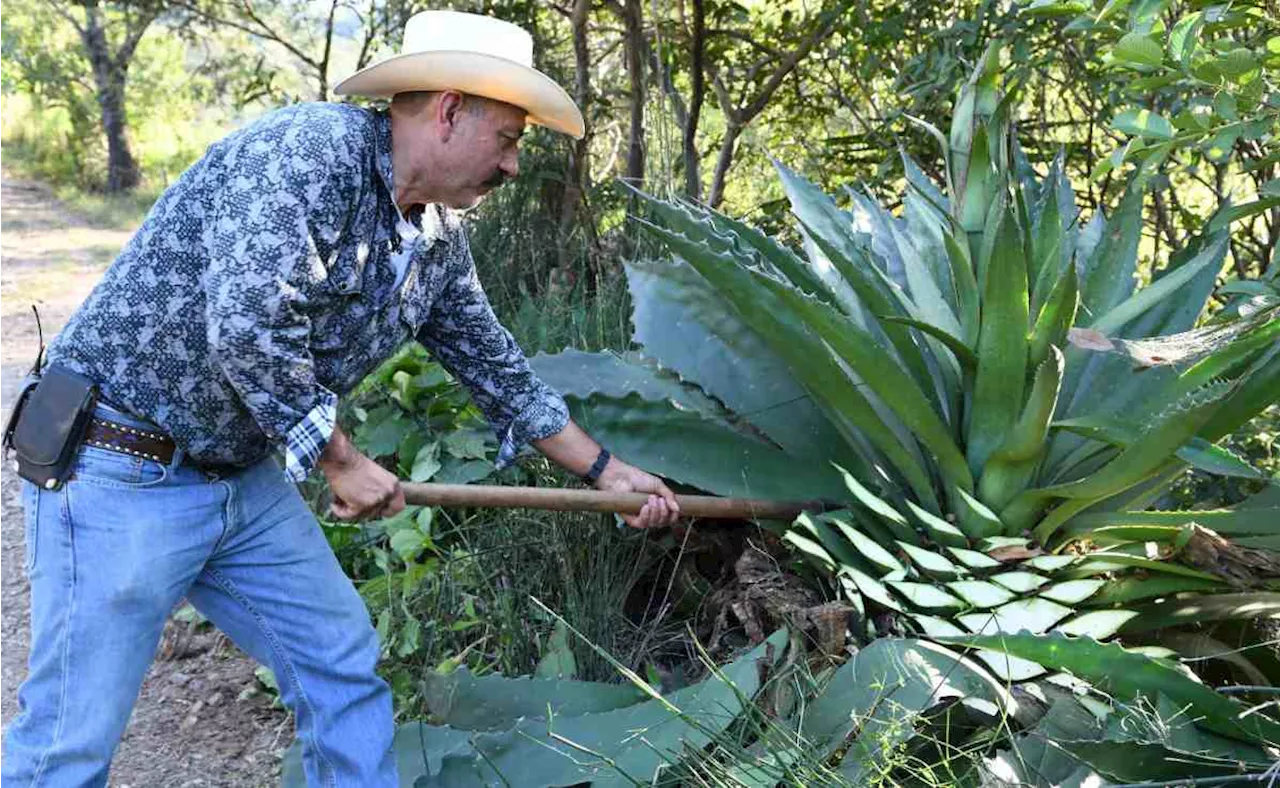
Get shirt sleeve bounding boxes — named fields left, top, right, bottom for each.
left=203, top=111, right=360, bottom=481
left=415, top=243, right=569, bottom=468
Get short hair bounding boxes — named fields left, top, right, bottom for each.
left=392, top=90, right=497, bottom=118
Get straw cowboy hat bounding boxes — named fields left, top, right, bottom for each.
left=335, top=10, right=585, bottom=139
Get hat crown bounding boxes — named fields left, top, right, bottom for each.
left=402, top=11, right=533, bottom=69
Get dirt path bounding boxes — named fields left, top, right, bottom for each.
left=1, top=172, right=291, bottom=786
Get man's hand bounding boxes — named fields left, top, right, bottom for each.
left=318, top=426, right=406, bottom=521
left=595, top=456, right=680, bottom=529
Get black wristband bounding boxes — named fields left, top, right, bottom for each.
left=583, top=448, right=611, bottom=485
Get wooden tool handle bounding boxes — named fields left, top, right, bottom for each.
left=401, top=482, right=823, bottom=520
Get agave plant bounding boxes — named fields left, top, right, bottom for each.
left=532, top=47, right=1280, bottom=681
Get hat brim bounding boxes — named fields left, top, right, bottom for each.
left=334, top=51, right=585, bottom=139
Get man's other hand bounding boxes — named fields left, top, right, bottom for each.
left=318, top=426, right=406, bottom=521
left=595, top=457, right=680, bottom=529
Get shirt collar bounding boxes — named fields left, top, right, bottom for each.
left=375, top=109, right=453, bottom=249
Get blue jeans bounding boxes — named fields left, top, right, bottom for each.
left=2, top=404, right=396, bottom=786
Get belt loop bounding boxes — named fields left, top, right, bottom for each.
left=169, top=447, right=186, bottom=470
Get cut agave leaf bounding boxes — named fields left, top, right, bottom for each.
left=889, top=581, right=966, bottom=612
left=906, top=500, right=969, bottom=547
left=1038, top=579, right=1105, bottom=605
left=841, top=567, right=904, bottom=612
left=911, top=614, right=968, bottom=638
left=935, top=630, right=1280, bottom=745
left=948, top=546, right=1004, bottom=572
left=947, top=580, right=1017, bottom=608
left=838, top=518, right=907, bottom=576
left=1024, top=555, right=1078, bottom=572
left=957, top=598, right=1073, bottom=635
left=897, top=541, right=965, bottom=579
left=990, top=571, right=1051, bottom=593
left=1053, top=610, right=1139, bottom=639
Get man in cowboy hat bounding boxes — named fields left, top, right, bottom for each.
left=2, top=10, right=678, bottom=786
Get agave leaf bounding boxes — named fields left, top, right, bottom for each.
left=421, top=668, right=646, bottom=731
left=1056, top=740, right=1263, bottom=782
left=889, top=581, right=966, bottom=612
left=934, top=630, right=1280, bottom=745
left=429, top=631, right=788, bottom=788
left=1067, top=505, right=1280, bottom=536
left=1053, top=610, right=1138, bottom=639
left=1079, top=177, right=1147, bottom=323
left=782, top=162, right=960, bottom=408
left=967, top=204, right=1030, bottom=474
left=942, top=230, right=981, bottom=344
left=758, top=277, right=973, bottom=493
left=694, top=197, right=837, bottom=304
left=906, top=500, right=970, bottom=548
left=834, top=516, right=906, bottom=576
left=1024, top=555, right=1078, bottom=572
left=283, top=721, right=477, bottom=788
left=801, top=638, right=1015, bottom=782
left=986, top=696, right=1105, bottom=786
left=910, top=614, right=967, bottom=638
left=1028, top=266, right=1079, bottom=370
left=1039, top=579, right=1105, bottom=605
left=795, top=513, right=863, bottom=570
left=954, top=486, right=1006, bottom=540
left=783, top=531, right=837, bottom=573
left=620, top=260, right=853, bottom=462
left=568, top=393, right=847, bottom=502
left=1064, top=553, right=1226, bottom=583
left=959, top=597, right=1073, bottom=635
left=635, top=218, right=939, bottom=506
left=948, top=546, right=1004, bottom=572
left=991, top=572, right=1051, bottom=593
left=1030, top=381, right=1233, bottom=543
left=1119, top=592, right=1280, bottom=633
left=1029, top=167, right=1067, bottom=316
left=1198, top=348, right=1280, bottom=442
left=837, top=468, right=918, bottom=542
left=979, top=348, right=1065, bottom=511
left=531, top=349, right=721, bottom=418
left=1085, top=575, right=1223, bottom=606
left=897, top=541, right=965, bottom=579
left=879, top=315, right=978, bottom=373
left=1089, top=235, right=1229, bottom=339
left=841, top=567, right=903, bottom=612
left=947, top=580, right=1016, bottom=609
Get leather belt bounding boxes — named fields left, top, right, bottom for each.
left=83, top=417, right=176, bottom=465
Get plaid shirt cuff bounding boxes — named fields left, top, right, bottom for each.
left=282, top=396, right=338, bottom=482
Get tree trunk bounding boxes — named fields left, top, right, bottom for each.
left=558, top=0, right=593, bottom=271
left=80, top=0, right=140, bottom=192
left=683, top=0, right=706, bottom=200
left=708, top=123, right=741, bottom=209
left=622, top=0, right=645, bottom=186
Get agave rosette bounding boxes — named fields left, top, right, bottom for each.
left=532, top=48, right=1280, bottom=682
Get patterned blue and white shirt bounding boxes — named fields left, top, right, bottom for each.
left=46, top=102, right=569, bottom=480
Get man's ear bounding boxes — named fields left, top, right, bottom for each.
left=435, top=90, right=465, bottom=142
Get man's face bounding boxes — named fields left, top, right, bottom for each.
left=442, top=97, right=526, bottom=209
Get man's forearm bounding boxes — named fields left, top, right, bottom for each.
left=532, top=419, right=603, bottom=478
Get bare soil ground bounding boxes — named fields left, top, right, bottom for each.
left=1, top=172, right=291, bottom=786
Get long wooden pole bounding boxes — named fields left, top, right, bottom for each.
left=401, top=483, right=827, bottom=520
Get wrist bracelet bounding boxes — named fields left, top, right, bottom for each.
left=583, top=448, right=611, bottom=484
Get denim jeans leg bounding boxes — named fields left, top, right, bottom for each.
left=1, top=447, right=226, bottom=787
left=184, top=458, right=396, bottom=787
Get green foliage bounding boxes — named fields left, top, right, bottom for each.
left=535, top=51, right=1280, bottom=694
left=281, top=630, right=788, bottom=787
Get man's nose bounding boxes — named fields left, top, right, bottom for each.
left=501, top=149, right=519, bottom=179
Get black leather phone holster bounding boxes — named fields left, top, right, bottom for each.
left=3, top=365, right=98, bottom=491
